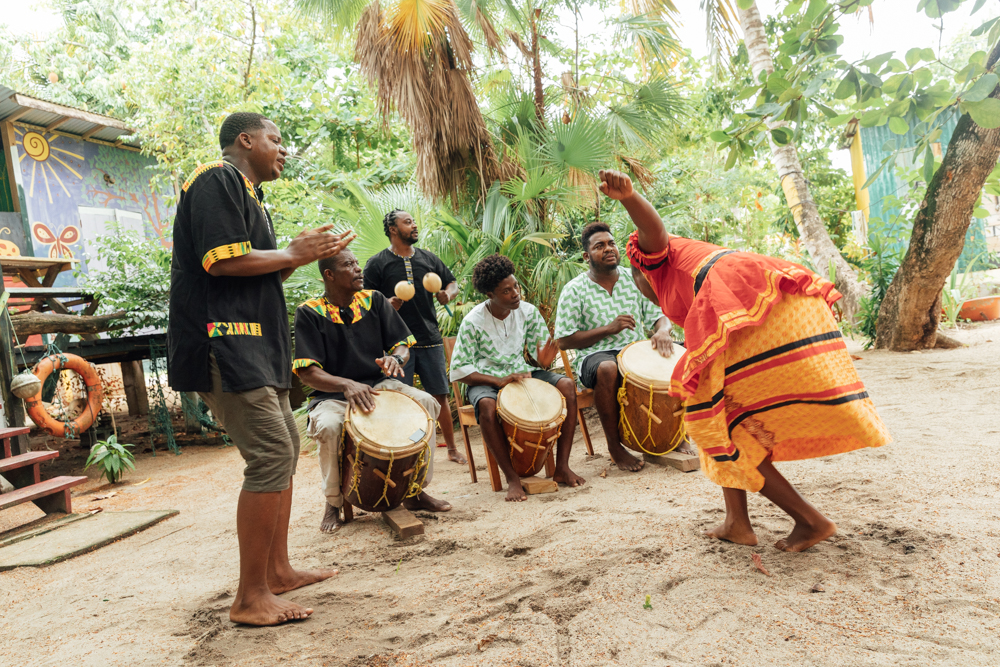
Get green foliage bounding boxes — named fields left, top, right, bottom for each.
left=84, top=435, right=136, bottom=484
left=857, top=234, right=902, bottom=349
left=76, top=226, right=171, bottom=335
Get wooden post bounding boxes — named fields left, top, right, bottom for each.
left=120, top=360, right=149, bottom=416
left=0, top=268, right=27, bottom=455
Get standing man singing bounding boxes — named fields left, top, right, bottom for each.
left=363, top=210, right=467, bottom=465
left=168, top=112, right=354, bottom=626
left=554, top=222, right=678, bottom=472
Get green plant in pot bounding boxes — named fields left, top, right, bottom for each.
left=84, top=435, right=136, bottom=484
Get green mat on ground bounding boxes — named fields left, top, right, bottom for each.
left=0, top=510, right=178, bottom=570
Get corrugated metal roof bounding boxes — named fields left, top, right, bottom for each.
left=0, top=85, right=140, bottom=149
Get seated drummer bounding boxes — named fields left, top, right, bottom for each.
left=293, top=249, right=451, bottom=533
left=554, top=222, right=680, bottom=472
left=449, top=254, right=585, bottom=502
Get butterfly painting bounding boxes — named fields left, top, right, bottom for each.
left=33, top=223, right=80, bottom=258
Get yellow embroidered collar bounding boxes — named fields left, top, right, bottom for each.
left=303, top=291, right=374, bottom=324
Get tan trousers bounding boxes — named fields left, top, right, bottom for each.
left=308, top=379, right=439, bottom=508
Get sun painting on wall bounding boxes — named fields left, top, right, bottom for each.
left=15, top=127, right=83, bottom=258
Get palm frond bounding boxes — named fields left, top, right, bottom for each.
left=542, top=114, right=614, bottom=176
left=610, top=14, right=683, bottom=74
left=700, top=0, right=741, bottom=72
left=296, top=0, right=373, bottom=39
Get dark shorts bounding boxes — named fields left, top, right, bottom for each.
left=401, top=345, right=449, bottom=395
left=199, top=354, right=300, bottom=493
left=466, top=370, right=565, bottom=423
left=579, top=349, right=622, bottom=390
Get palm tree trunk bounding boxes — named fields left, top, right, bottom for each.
left=874, top=41, right=1000, bottom=351
left=531, top=7, right=545, bottom=127
left=737, top=2, right=866, bottom=321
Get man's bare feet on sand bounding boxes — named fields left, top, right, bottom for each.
left=447, top=445, right=467, bottom=465
left=269, top=567, right=339, bottom=595
left=553, top=466, right=586, bottom=487
left=675, top=440, right=698, bottom=457
left=505, top=479, right=527, bottom=502
left=705, top=520, right=759, bottom=546
left=608, top=442, right=644, bottom=472
left=403, top=492, right=452, bottom=512
left=775, top=518, right=837, bottom=552
left=230, top=591, right=313, bottom=626
left=320, top=503, right=345, bottom=533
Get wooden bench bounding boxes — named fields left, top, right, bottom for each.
left=0, top=426, right=86, bottom=515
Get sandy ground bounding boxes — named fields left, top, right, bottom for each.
left=1, top=322, right=999, bottom=667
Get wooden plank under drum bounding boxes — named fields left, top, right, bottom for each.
left=520, top=476, right=557, bottom=494
left=382, top=507, right=424, bottom=539
left=643, top=451, right=701, bottom=473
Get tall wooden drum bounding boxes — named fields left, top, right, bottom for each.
left=496, top=378, right=566, bottom=477
left=616, top=340, right=686, bottom=456
left=342, top=390, right=433, bottom=512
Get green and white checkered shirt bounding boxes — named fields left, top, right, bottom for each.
left=554, top=269, right=663, bottom=379
left=449, top=301, right=549, bottom=381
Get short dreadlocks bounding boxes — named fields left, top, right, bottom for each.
left=472, top=254, right=515, bottom=295
left=219, top=112, right=268, bottom=150
left=382, top=209, right=405, bottom=239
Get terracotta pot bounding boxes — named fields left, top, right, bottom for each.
left=958, top=295, right=1000, bottom=322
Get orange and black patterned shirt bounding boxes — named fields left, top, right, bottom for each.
left=167, top=159, right=291, bottom=392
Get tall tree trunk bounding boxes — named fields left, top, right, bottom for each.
left=875, top=42, right=1000, bottom=351
left=530, top=7, right=545, bottom=127
left=737, top=3, right=867, bottom=321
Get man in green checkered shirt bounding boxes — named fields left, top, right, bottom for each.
left=555, top=222, right=674, bottom=472
left=450, top=254, right=586, bottom=502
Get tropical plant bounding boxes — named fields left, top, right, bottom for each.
left=84, top=435, right=136, bottom=484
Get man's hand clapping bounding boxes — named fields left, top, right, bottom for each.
left=287, top=226, right=356, bottom=268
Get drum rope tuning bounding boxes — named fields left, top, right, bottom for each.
left=340, top=416, right=430, bottom=509
left=617, top=373, right=687, bottom=456
left=506, top=423, right=549, bottom=474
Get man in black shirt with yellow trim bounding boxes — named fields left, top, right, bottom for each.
left=294, top=249, right=452, bottom=533
left=363, top=210, right=466, bottom=466
left=168, top=112, right=353, bottom=627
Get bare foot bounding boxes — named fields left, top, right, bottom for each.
left=269, top=567, right=339, bottom=595
left=229, top=591, right=312, bottom=626
left=705, top=521, right=759, bottom=546
left=505, top=479, right=527, bottom=502
left=552, top=466, right=586, bottom=488
left=675, top=439, right=698, bottom=457
left=775, top=518, right=837, bottom=552
left=608, top=442, right=644, bottom=472
left=447, top=446, right=467, bottom=465
left=320, top=503, right=344, bottom=533
left=403, top=491, right=452, bottom=512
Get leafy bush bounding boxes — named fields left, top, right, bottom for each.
left=857, top=234, right=902, bottom=349
left=84, top=435, right=136, bottom=484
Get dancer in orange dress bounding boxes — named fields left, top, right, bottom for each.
left=598, top=169, right=891, bottom=552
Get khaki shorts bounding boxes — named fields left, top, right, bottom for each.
left=199, top=354, right=300, bottom=493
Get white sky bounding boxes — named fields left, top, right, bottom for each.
left=5, top=0, right=997, bottom=173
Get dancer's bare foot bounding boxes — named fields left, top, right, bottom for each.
left=320, top=503, right=345, bottom=533
left=775, top=518, right=837, bottom=552
left=447, top=445, right=467, bottom=465
left=269, top=567, right=339, bottom=595
left=705, top=520, right=759, bottom=546
left=675, top=439, right=698, bottom=457
left=230, top=591, right=312, bottom=626
left=505, top=478, right=527, bottom=502
left=608, top=442, right=644, bottom=472
left=403, top=491, right=452, bottom=512
left=553, top=466, right=586, bottom=488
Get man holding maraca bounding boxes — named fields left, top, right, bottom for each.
left=363, top=210, right=467, bottom=465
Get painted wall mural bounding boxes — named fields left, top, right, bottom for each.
left=12, top=126, right=174, bottom=281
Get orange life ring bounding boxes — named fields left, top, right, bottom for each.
left=24, top=353, right=103, bottom=438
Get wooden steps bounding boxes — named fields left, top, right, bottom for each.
left=0, top=476, right=86, bottom=514
left=0, top=425, right=85, bottom=516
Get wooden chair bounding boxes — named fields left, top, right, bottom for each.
left=443, top=336, right=554, bottom=492
left=558, top=349, right=596, bottom=456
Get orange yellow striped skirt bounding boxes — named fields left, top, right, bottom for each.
left=683, top=293, right=891, bottom=492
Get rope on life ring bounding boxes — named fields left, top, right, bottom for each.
left=23, top=353, right=103, bottom=438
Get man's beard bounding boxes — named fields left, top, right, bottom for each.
left=590, top=255, right=619, bottom=271
left=401, top=232, right=418, bottom=246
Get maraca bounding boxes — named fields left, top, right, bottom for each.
left=422, top=272, right=453, bottom=316
left=394, top=280, right=415, bottom=301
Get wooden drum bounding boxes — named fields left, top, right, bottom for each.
left=496, top=378, right=566, bottom=477
left=616, top=340, right=686, bottom=456
left=341, top=390, right=433, bottom=512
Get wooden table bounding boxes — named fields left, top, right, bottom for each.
left=0, top=256, right=98, bottom=339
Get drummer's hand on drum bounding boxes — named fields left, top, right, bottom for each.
left=376, top=354, right=405, bottom=378
left=608, top=314, right=636, bottom=334
left=535, top=337, right=558, bottom=369
left=498, top=373, right=532, bottom=388
left=344, top=380, right=379, bottom=413
left=650, top=327, right=674, bottom=358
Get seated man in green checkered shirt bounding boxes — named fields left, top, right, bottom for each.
left=554, top=222, right=675, bottom=472
left=449, top=254, right=586, bottom=502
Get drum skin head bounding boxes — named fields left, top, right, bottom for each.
left=497, top=378, right=564, bottom=427
left=618, top=340, right=685, bottom=388
left=349, top=390, right=430, bottom=455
